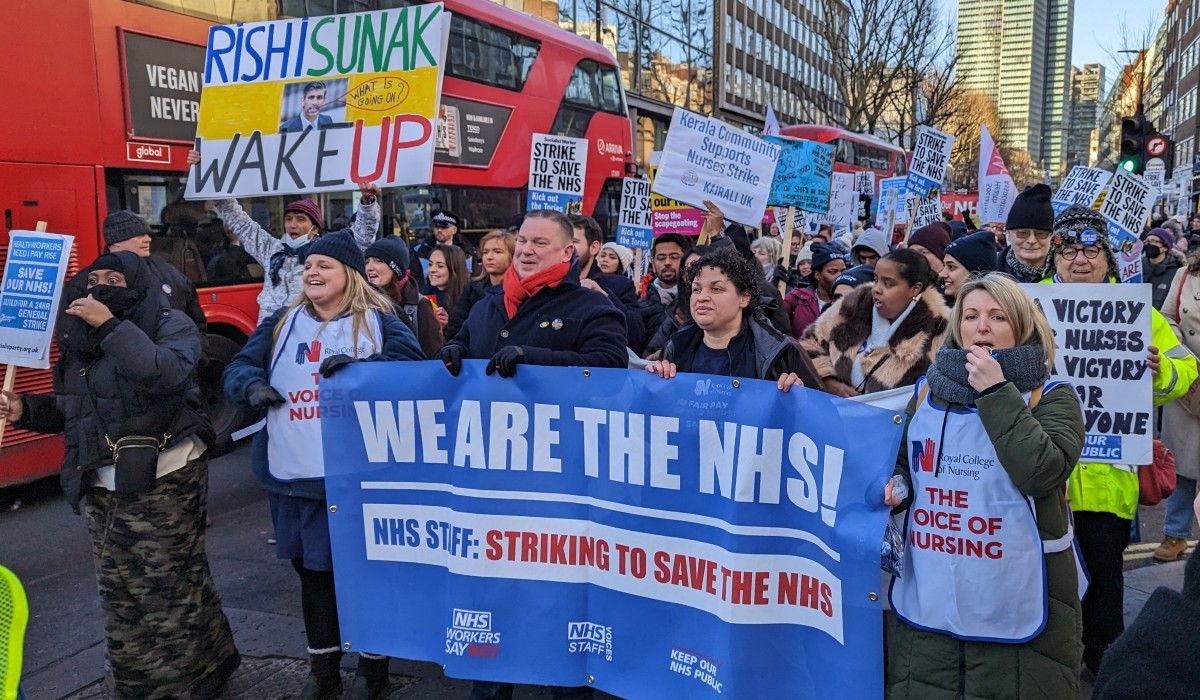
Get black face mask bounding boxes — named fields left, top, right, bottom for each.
left=87, top=284, right=142, bottom=319
left=1144, top=244, right=1163, bottom=260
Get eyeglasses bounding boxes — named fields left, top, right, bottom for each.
left=1010, top=229, right=1051, bottom=241
left=1060, top=246, right=1101, bottom=260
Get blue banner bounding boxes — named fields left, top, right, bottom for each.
left=321, top=362, right=904, bottom=699
left=764, top=136, right=835, bottom=212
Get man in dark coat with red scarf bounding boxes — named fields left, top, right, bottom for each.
left=435, top=209, right=627, bottom=377
left=433, top=209, right=626, bottom=700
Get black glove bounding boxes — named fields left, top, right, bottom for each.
left=486, top=345, right=525, bottom=378
left=434, top=342, right=465, bottom=376
left=246, top=381, right=286, bottom=410
left=319, top=353, right=355, bottom=378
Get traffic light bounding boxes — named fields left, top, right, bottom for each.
left=1119, top=115, right=1148, bottom=174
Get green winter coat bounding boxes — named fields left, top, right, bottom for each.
left=887, top=381, right=1086, bottom=700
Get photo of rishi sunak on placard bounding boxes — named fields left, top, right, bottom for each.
left=278, top=78, right=348, bottom=133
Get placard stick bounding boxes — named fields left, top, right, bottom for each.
left=779, top=206, right=797, bottom=294
left=0, top=220, right=46, bottom=448
left=905, top=198, right=918, bottom=245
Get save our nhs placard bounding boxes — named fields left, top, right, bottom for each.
left=320, top=363, right=904, bottom=699
left=186, top=6, right=451, bottom=198
left=1022, top=283, right=1154, bottom=465
left=527, top=134, right=588, bottom=213
left=653, top=108, right=781, bottom=226
left=0, top=232, right=74, bottom=369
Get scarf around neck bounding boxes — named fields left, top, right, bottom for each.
left=502, top=260, right=571, bottom=319
left=1004, top=246, right=1048, bottom=282
left=269, top=240, right=314, bottom=285
left=925, top=344, right=1049, bottom=405
left=850, top=299, right=919, bottom=389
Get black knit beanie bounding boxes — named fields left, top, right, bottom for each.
left=943, top=230, right=999, bottom=274
left=1006, top=184, right=1054, bottom=231
left=103, top=211, right=151, bottom=247
left=364, top=236, right=412, bottom=280
left=306, top=230, right=366, bottom=278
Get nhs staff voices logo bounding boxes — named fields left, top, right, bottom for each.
left=446, top=608, right=501, bottom=658
left=567, top=621, right=613, bottom=661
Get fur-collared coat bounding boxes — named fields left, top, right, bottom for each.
left=800, top=284, right=950, bottom=393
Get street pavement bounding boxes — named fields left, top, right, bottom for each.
left=0, top=445, right=1193, bottom=699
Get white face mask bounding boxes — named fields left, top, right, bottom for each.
left=283, top=233, right=311, bottom=251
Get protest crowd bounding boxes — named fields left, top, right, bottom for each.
left=5, top=148, right=1200, bottom=699
left=6, top=13, right=1200, bottom=698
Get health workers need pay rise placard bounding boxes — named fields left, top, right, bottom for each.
left=186, top=6, right=451, bottom=199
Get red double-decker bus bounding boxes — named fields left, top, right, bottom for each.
left=779, top=125, right=907, bottom=181
left=0, top=0, right=633, bottom=486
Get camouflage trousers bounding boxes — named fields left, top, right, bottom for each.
left=85, top=458, right=238, bottom=699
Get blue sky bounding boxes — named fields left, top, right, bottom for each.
left=1072, top=0, right=1167, bottom=77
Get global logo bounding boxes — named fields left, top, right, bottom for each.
left=681, top=170, right=699, bottom=186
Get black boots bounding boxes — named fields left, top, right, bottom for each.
left=343, top=653, right=390, bottom=700
left=296, top=648, right=343, bottom=700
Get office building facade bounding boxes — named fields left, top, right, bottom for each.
left=957, top=0, right=1073, bottom=183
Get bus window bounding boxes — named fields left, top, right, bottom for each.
left=591, top=178, right=623, bottom=236
left=597, top=64, right=626, bottom=114
left=446, top=15, right=541, bottom=91
left=553, top=60, right=627, bottom=138
left=392, top=184, right=524, bottom=238
left=838, top=140, right=855, bottom=164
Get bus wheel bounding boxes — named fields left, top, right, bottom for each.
left=199, top=333, right=252, bottom=457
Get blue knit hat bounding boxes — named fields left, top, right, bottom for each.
left=306, top=230, right=365, bottom=278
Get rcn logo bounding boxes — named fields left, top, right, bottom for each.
left=295, top=340, right=322, bottom=364
left=567, top=621, right=608, bottom=642
left=911, top=438, right=936, bottom=473
left=452, top=609, right=492, bottom=631
left=694, top=379, right=711, bottom=396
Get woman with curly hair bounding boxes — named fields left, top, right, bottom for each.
left=646, top=248, right=822, bottom=390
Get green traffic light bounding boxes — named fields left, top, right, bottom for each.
left=1120, top=160, right=1135, bottom=172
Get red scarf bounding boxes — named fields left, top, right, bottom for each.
left=503, top=260, right=571, bottom=319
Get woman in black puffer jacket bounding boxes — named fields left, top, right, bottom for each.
left=0, top=251, right=238, bottom=699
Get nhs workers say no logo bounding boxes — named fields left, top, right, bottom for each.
left=446, top=609, right=500, bottom=658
